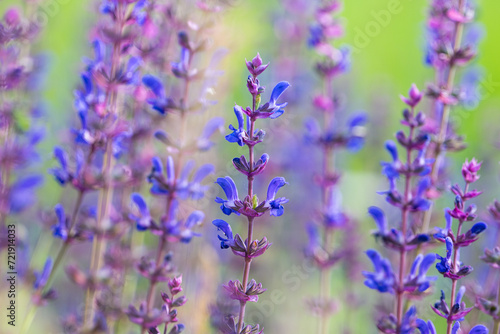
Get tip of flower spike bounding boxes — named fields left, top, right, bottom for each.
left=4, top=7, right=21, bottom=26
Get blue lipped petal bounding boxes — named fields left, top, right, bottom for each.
left=266, top=177, right=288, bottom=201
left=368, top=206, right=387, bottom=234
left=185, top=211, right=204, bottom=228
left=385, top=140, right=398, bottom=161
left=212, top=219, right=234, bottom=249
left=469, top=325, right=489, bottom=334
left=215, top=176, right=239, bottom=201
left=142, top=74, right=165, bottom=98
left=269, top=81, right=290, bottom=107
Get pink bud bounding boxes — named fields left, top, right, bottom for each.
left=4, top=7, right=21, bottom=26
left=251, top=53, right=263, bottom=68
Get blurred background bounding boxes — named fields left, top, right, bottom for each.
left=1, top=0, right=500, bottom=333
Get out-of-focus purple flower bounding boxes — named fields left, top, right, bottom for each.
left=52, top=204, right=68, bottom=240
left=142, top=75, right=177, bottom=114
left=129, top=193, right=151, bottom=231
left=9, top=175, right=43, bottom=214
left=346, top=113, right=368, bottom=152
left=400, top=84, right=423, bottom=107
left=451, top=322, right=489, bottom=334
left=171, top=47, right=191, bottom=78
left=197, top=117, right=224, bottom=151
left=416, top=319, right=437, bottom=334
left=213, top=219, right=234, bottom=249
left=363, top=249, right=395, bottom=293
left=462, top=158, right=482, bottom=183
left=34, top=258, right=53, bottom=290
left=147, top=157, right=213, bottom=199
left=157, top=201, right=203, bottom=243
left=404, top=254, right=437, bottom=292
left=50, top=147, right=69, bottom=185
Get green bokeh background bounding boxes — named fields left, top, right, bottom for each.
left=1, top=0, right=500, bottom=333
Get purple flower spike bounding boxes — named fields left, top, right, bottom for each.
left=462, top=158, right=482, bottom=183
left=246, top=53, right=269, bottom=77
left=400, top=84, right=423, bottom=107
left=265, top=177, right=289, bottom=217
left=212, top=219, right=234, bottom=249
left=130, top=193, right=151, bottom=231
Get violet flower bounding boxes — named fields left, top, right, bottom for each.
left=430, top=159, right=488, bottom=333
left=212, top=53, right=289, bottom=333
left=420, top=0, right=483, bottom=234
left=126, top=15, right=226, bottom=332
left=302, top=2, right=367, bottom=332
left=365, top=84, right=437, bottom=334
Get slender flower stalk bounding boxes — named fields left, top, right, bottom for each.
left=421, top=0, right=480, bottom=232
left=303, top=1, right=366, bottom=333
left=364, top=85, right=437, bottom=333
left=429, top=159, right=488, bottom=333
left=477, top=201, right=500, bottom=334
left=83, top=1, right=145, bottom=327
left=0, top=5, right=48, bottom=332
left=125, top=21, right=225, bottom=333
left=213, top=53, right=290, bottom=333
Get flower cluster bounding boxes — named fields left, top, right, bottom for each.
left=302, top=2, right=367, bottom=332
left=126, top=15, right=226, bottom=334
left=0, top=5, right=47, bottom=310
left=421, top=0, right=482, bottom=233
left=23, top=1, right=226, bottom=332
left=212, top=53, right=289, bottom=333
left=428, top=159, right=488, bottom=333
left=364, top=85, right=437, bottom=333
left=0, top=6, right=44, bottom=228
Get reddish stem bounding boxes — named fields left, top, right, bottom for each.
left=236, top=93, right=257, bottom=332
